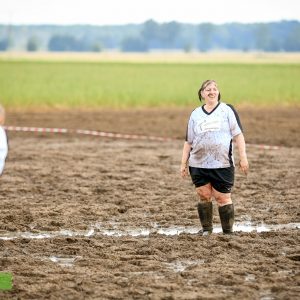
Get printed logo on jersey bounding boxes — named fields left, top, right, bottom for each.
left=196, top=117, right=221, bottom=133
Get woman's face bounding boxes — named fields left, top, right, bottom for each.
left=201, top=82, right=219, bottom=102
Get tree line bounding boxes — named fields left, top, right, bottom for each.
left=0, top=20, right=299, bottom=52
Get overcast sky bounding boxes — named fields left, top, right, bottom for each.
left=0, top=0, right=299, bottom=25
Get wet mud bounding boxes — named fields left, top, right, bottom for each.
left=0, top=107, right=299, bottom=299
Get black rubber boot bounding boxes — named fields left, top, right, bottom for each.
left=218, top=204, right=234, bottom=234
left=197, top=202, right=213, bottom=235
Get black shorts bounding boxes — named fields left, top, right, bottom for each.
left=189, top=166, right=235, bottom=193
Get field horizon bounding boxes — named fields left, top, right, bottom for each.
left=1, top=50, right=300, bottom=64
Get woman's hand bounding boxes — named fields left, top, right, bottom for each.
left=239, top=157, right=249, bottom=175
left=181, top=163, right=188, bottom=178
left=234, top=133, right=249, bottom=175
left=181, top=142, right=191, bottom=178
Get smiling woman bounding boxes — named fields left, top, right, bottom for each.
left=181, top=79, right=248, bottom=235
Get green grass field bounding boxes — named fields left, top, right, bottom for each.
left=0, top=56, right=299, bottom=109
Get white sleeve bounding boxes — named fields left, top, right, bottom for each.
left=0, top=127, right=8, bottom=175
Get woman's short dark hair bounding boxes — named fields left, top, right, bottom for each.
left=198, top=80, right=221, bottom=101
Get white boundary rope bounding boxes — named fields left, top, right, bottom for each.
left=246, top=144, right=280, bottom=150
left=4, top=125, right=280, bottom=149
left=4, top=126, right=174, bottom=142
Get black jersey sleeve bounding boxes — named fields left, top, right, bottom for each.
left=185, top=123, right=189, bottom=142
left=226, top=104, right=243, bottom=132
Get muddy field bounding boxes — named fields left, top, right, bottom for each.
left=0, top=106, right=299, bottom=299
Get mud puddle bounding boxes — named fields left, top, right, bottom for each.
left=0, top=222, right=299, bottom=240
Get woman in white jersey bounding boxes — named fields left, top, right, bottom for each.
left=181, top=80, right=249, bottom=235
left=0, top=105, right=8, bottom=175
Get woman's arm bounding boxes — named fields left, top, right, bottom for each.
left=233, top=133, right=249, bottom=174
left=181, top=141, right=192, bottom=178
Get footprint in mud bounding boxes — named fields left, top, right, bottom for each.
left=286, top=254, right=300, bottom=261
left=157, top=155, right=170, bottom=160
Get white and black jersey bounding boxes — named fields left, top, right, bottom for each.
left=186, top=102, right=243, bottom=169
left=0, top=126, right=8, bottom=175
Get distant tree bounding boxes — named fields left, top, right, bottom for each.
left=27, top=36, right=39, bottom=51
left=2, top=21, right=300, bottom=53
left=183, top=43, right=193, bottom=53
left=222, top=24, right=253, bottom=50
left=267, top=39, right=282, bottom=52
left=141, top=19, right=160, bottom=40
left=159, top=21, right=181, bottom=47
left=141, top=19, right=161, bottom=48
left=198, top=23, right=215, bottom=51
left=91, top=42, right=102, bottom=52
left=121, top=37, right=148, bottom=52
left=48, top=35, right=85, bottom=51
left=141, top=20, right=181, bottom=49
left=255, top=24, right=272, bottom=50
left=0, top=38, right=9, bottom=51
left=283, top=26, right=300, bottom=51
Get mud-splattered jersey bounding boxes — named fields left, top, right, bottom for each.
left=186, top=102, right=242, bottom=168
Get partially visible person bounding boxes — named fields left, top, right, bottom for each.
left=181, top=80, right=249, bottom=235
left=0, top=105, right=8, bottom=175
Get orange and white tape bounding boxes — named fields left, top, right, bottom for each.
left=246, top=144, right=280, bottom=150
left=4, top=126, right=280, bottom=149
left=4, top=126, right=174, bottom=142
left=5, top=126, right=69, bottom=134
